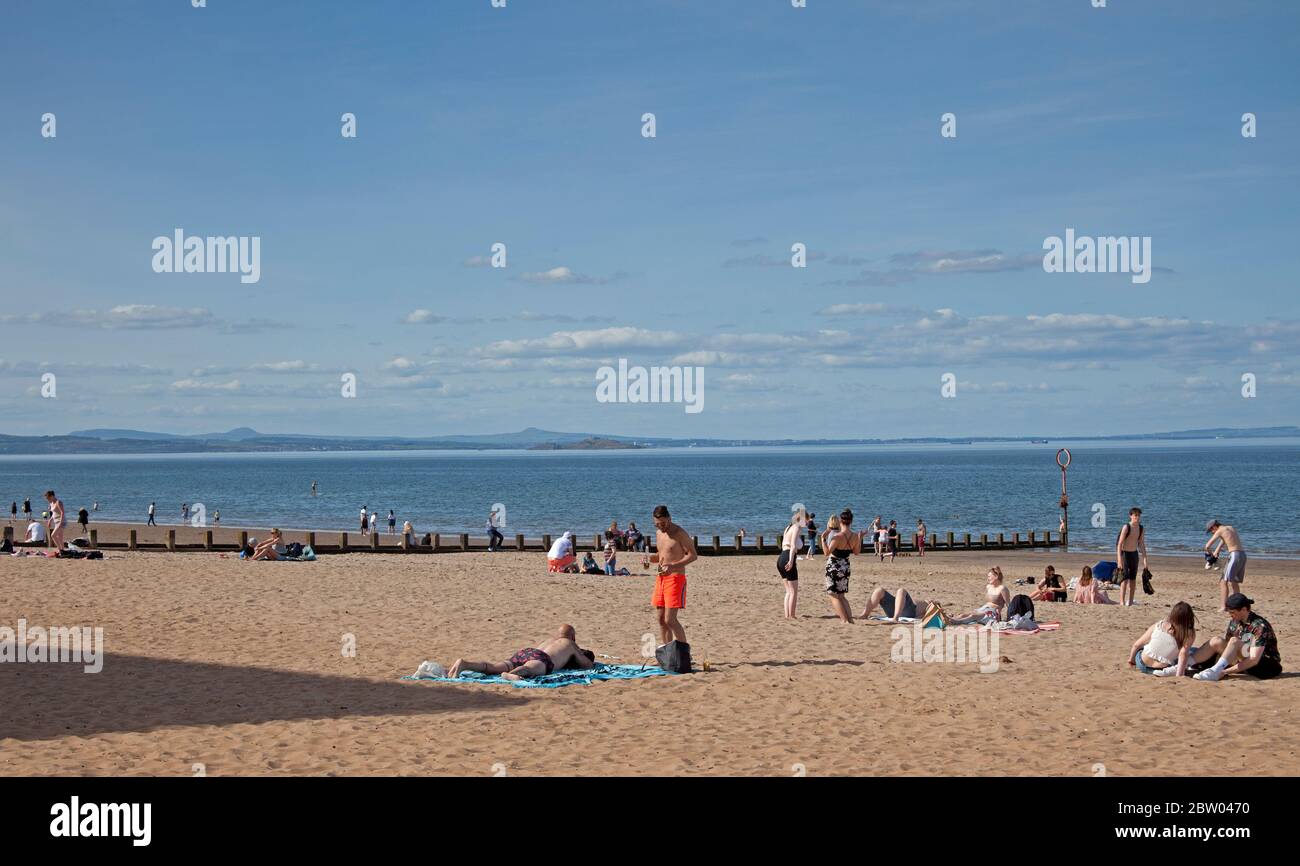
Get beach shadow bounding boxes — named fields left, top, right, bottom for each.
left=0, top=653, right=522, bottom=742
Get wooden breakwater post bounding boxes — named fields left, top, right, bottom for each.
left=735, top=534, right=744, bottom=552
left=238, top=531, right=249, bottom=550
left=306, top=532, right=316, bottom=550
left=756, top=535, right=765, bottom=553
left=459, top=533, right=469, bottom=552
left=166, top=529, right=176, bottom=551
left=88, top=528, right=97, bottom=549
left=433, top=533, right=442, bottom=552
left=339, top=531, right=349, bottom=551
left=370, top=532, right=380, bottom=551
left=2, top=526, right=11, bottom=546
left=401, top=532, right=411, bottom=552
left=516, top=533, right=525, bottom=551
left=204, top=530, right=213, bottom=550
left=128, top=529, right=137, bottom=551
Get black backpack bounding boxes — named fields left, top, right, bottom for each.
left=1007, top=594, right=1035, bottom=621
left=655, top=640, right=693, bottom=673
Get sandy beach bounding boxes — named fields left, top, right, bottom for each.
left=2, top=534, right=1297, bottom=777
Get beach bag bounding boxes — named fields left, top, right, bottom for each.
left=1141, top=567, right=1155, bottom=596
left=1007, top=594, right=1035, bottom=622
left=655, top=640, right=692, bottom=673
left=1092, top=560, right=1118, bottom=583
left=0, top=537, right=11, bottom=553
left=919, top=601, right=950, bottom=630
left=286, top=542, right=304, bottom=558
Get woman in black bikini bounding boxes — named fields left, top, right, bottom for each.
left=778, top=508, right=806, bottom=619
left=823, top=508, right=861, bottom=624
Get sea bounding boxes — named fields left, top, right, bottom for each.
left=2, top=439, right=1298, bottom=556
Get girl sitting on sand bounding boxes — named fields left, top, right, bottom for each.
left=1127, top=602, right=1197, bottom=676
left=1028, top=565, right=1066, bottom=603
left=1073, top=566, right=1117, bottom=605
left=948, top=567, right=1011, bottom=624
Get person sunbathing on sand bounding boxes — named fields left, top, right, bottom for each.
left=860, top=586, right=935, bottom=621
left=251, top=528, right=286, bottom=561
left=445, top=624, right=596, bottom=681
left=948, top=567, right=1011, bottom=624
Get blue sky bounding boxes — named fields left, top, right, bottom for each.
left=2, top=0, right=1298, bottom=440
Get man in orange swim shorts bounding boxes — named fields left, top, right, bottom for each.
left=645, top=504, right=697, bottom=646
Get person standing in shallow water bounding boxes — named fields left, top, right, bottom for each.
left=822, top=508, right=861, bottom=624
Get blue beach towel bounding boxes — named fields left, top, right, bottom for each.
left=403, top=662, right=673, bottom=689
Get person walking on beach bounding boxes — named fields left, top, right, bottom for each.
left=369, top=511, right=378, bottom=536
left=822, top=508, right=861, bottom=624
left=487, top=506, right=504, bottom=551
left=181, top=503, right=189, bottom=522
left=360, top=505, right=369, bottom=536
left=213, top=510, right=220, bottom=526
left=868, top=515, right=881, bottom=558
left=311, top=480, right=318, bottom=497
left=45, top=490, right=65, bottom=551
left=387, top=509, right=396, bottom=535
left=876, top=521, right=890, bottom=563
left=645, top=505, right=697, bottom=647
left=23, top=498, right=31, bottom=521
left=92, top=501, right=99, bottom=512
left=147, top=501, right=157, bottom=526
left=8, top=501, right=15, bottom=523
left=887, top=520, right=900, bottom=562
left=803, top=512, right=818, bottom=559
left=1205, top=519, right=1247, bottom=612
left=77, top=506, right=89, bottom=535
left=915, top=518, right=927, bottom=557
left=778, top=508, right=806, bottom=619
left=1115, top=507, right=1147, bottom=607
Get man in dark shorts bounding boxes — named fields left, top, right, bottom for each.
left=1190, top=594, right=1282, bottom=681
left=1115, top=507, right=1148, bottom=607
left=860, top=586, right=932, bottom=621
left=444, top=624, right=595, bottom=681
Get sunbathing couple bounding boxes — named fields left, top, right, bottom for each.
left=445, top=624, right=596, bottom=681
left=860, top=566, right=1013, bottom=624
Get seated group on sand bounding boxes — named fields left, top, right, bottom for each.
left=1127, top=594, right=1282, bottom=681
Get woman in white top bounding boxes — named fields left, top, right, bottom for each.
left=1127, top=601, right=1197, bottom=677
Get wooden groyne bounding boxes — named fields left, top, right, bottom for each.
left=2, top=524, right=1067, bottom=555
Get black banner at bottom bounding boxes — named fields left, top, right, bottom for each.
left=0, top=776, right=1288, bottom=853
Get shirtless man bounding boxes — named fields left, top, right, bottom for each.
left=1205, top=519, right=1246, bottom=612
left=1115, top=507, right=1148, bottom=607
left=44, top=490, right=65, bottom=551
left=644, top=504, right=697, bottom=646
left=445, top=624, right=595, bottom=681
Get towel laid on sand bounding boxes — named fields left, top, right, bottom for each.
left=868, top=616, right=919, bottom=623
left=404, top=662, right=672, bottom=689
left=985, top=620, right=1061, bottom=636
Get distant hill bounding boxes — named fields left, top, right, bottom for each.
left=1, top=425, right=1297, bottom=455
left=528, top=437, right=645, bottom=451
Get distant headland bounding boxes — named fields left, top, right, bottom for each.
left=0, top=425, right=1297, bottom=456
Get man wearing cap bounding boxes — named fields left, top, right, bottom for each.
left=1189, top=594, right=1282, bottom=682
left=1204, top=519, right=1246, bottom=612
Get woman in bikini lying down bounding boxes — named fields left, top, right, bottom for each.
left=947, top=566, right=1011, bottom=624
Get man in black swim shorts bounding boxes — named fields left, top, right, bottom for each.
left=445, top=624, right=596, bottom=681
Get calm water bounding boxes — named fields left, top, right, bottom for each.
left=2, top=440, right=1298, bottom=556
